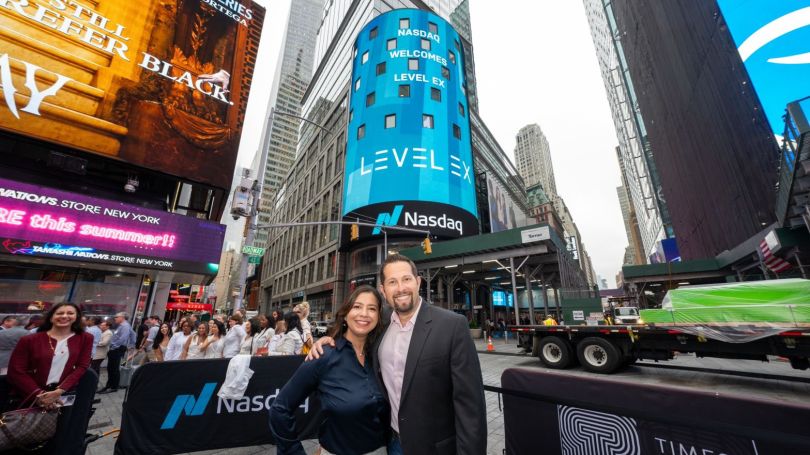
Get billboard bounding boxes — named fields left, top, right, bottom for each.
left=341, top=9, right=478, bottom=244
left=717, top=0, right=810, bottom=134
left=486, top=174, right=528, bottom=233
left=0, top=0, right=264, bottom=190
left=0, top=177, right=224, bottom=274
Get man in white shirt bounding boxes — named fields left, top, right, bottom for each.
left=164, top=320, right=192, bottom=361
left=223, top=313, right=246, bottom=358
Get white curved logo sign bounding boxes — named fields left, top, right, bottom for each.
left=738, top=6, right=810, bottom=64
left=719, top=1, right=810, bottom=133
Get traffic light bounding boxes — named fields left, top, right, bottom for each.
left=350, top=224, right=360, bottom=241
left=422, top=237, right=432, bottom=255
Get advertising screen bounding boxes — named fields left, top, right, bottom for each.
left=487, top=174, right=528, bottom=233
left=492, top=290, right=514, bottom=308
left=342, top=9, right=479, bottom=244
left=0, top=0, right=264, bottom=190
left=0, top=177, right=224, bottom=274
left=717, top=1, right=810, bottom=134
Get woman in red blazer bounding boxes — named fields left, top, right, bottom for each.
left=8, top=302, right=93, bottom=410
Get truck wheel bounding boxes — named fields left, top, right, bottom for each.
left=576, top=337, right=621, bottom=374
left=538, top=336, right=572, bottom=369
left=789, top=357, right=809, bottom=370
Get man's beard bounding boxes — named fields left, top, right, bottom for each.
left=390, top=292, right=416, bottom=314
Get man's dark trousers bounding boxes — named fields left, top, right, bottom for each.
left=105, top=346, right=126, bottom=389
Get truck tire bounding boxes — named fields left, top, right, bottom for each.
left=576, top=337, right=621, bottom=374
left=538, top=336, right=573, bottom=369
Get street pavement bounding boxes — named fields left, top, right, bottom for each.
left=85, top=336, right=810, bottom=454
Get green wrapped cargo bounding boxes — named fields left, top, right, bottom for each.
left=640, top=279, right=810, bottom=327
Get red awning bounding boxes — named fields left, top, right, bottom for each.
left=166, top=302, right=213, bottom=312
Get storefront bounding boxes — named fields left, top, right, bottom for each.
left=0, top=176, right=224, bottom=320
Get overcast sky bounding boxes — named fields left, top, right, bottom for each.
left=233, top=0, right=628, bottom=287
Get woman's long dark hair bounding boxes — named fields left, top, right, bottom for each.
left=153, top=323, right=172, bottom=350
left=246, top=317, right=260, bottom=336
left=209, top=319, right=226, bottom=339
left=38, top=302, right=84, bottom=334
left=328, top=285, right=384, bottom=357
left=283, top=312, right=301, bottom=334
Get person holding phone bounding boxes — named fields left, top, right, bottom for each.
left=7, top=302, right=94, bottom=454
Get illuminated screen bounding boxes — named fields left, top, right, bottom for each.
left=718, top=1, right=810, bottom=134
left=0, top=177, right=224, bottom=274
left=0, top=0, right=264, bottom=191
left=342, top=9, right=478, bottom=243
left=492, top=290, right=514, bottom=308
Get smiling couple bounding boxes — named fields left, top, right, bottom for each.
left=269, top=253, right=487, bottom=455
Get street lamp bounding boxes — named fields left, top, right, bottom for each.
left=232, top=108, right=333, bottom=311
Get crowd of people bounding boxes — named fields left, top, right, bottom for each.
left=0, top=254, right=489, bottom=454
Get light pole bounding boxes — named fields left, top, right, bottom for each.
left=233, top=108, right=333, bottom=311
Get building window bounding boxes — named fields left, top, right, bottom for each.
left=421, top=38, right=431, bottom=51
left=458, top=102, right=465, bottom=117
left=441, top=66, right=450, bottom=79
left=453, top=124, right=461, bottom=139
left=408, top=58, right=419, bottom=71
left=399, top=84, right=410, bottom=97
left=361, top=51, right=368, bottom=64
left=385, top=114, right=396, bottom=129
left=376, top=61, right=386, bottom=75
left=431, top=87, right=441, bottom=101
left=428, top=22, right=438, bottom=34
left=354, top=78, right=361, bottom=91
left=387, top=38, right=397, bottom=50
left=357, top=124, right=365, bottom=139
left=400, top=18, right=409, bottom=29
left=448, top=50, right=456, bottom=65
left=422, top=114, right=434, bottom=129
left=366, top=92, right=375, bottom=107
left=369, top=26, right=378, bottom=39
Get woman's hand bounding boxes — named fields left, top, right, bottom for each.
left=36, top=389, right=63, bottom=410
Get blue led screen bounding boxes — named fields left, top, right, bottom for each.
left=342, top=9, right=478, bottom=241
left=718, top=1, right=810, bottom=134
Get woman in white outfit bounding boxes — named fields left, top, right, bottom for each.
left=181, top=322, right=208, bottom=360
left=270, top=313, right=303, bottom=355
left=201, top=319, right=225, bottom=359
left=253, top=315, right=275, bottom=355
left=239, top=318, right=259, bottom=355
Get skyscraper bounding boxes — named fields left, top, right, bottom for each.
left=582, top=0, right=672, bottom=263
left=607, top=1, right=778, bottom=260
left=260, top=0, right=534, bottom=315
left=252, top=0, right=324, bottom=249
left=514, top=124, right=557, bottom=198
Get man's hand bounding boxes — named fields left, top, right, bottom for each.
left=305, top=336, right=335, bottom=361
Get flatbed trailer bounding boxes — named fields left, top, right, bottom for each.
left=510, top=324, right=810, bottom=374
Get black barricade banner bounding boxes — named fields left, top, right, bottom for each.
left=116, top=356, right=322, bottom=454
left=501, top=368, right=810, bottom=455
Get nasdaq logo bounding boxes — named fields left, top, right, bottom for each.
left=372, top=205, right=403, bottom=234
left=160, top=382, right=217, bottom=430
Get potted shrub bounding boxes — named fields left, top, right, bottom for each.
left=469, top=319, right=483, bottom=339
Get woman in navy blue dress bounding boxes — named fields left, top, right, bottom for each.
left=270, top=285, right=388, bottom=455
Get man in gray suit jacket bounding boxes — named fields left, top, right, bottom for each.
left=313, top=254, right=487, bottom=454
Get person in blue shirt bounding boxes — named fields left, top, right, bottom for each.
left=270, top=285, right=388, bottom=455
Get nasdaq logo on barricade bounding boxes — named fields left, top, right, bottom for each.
left=161, top=382, right=217, bottom=429
left=160, top=382, right=311, bottom=430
